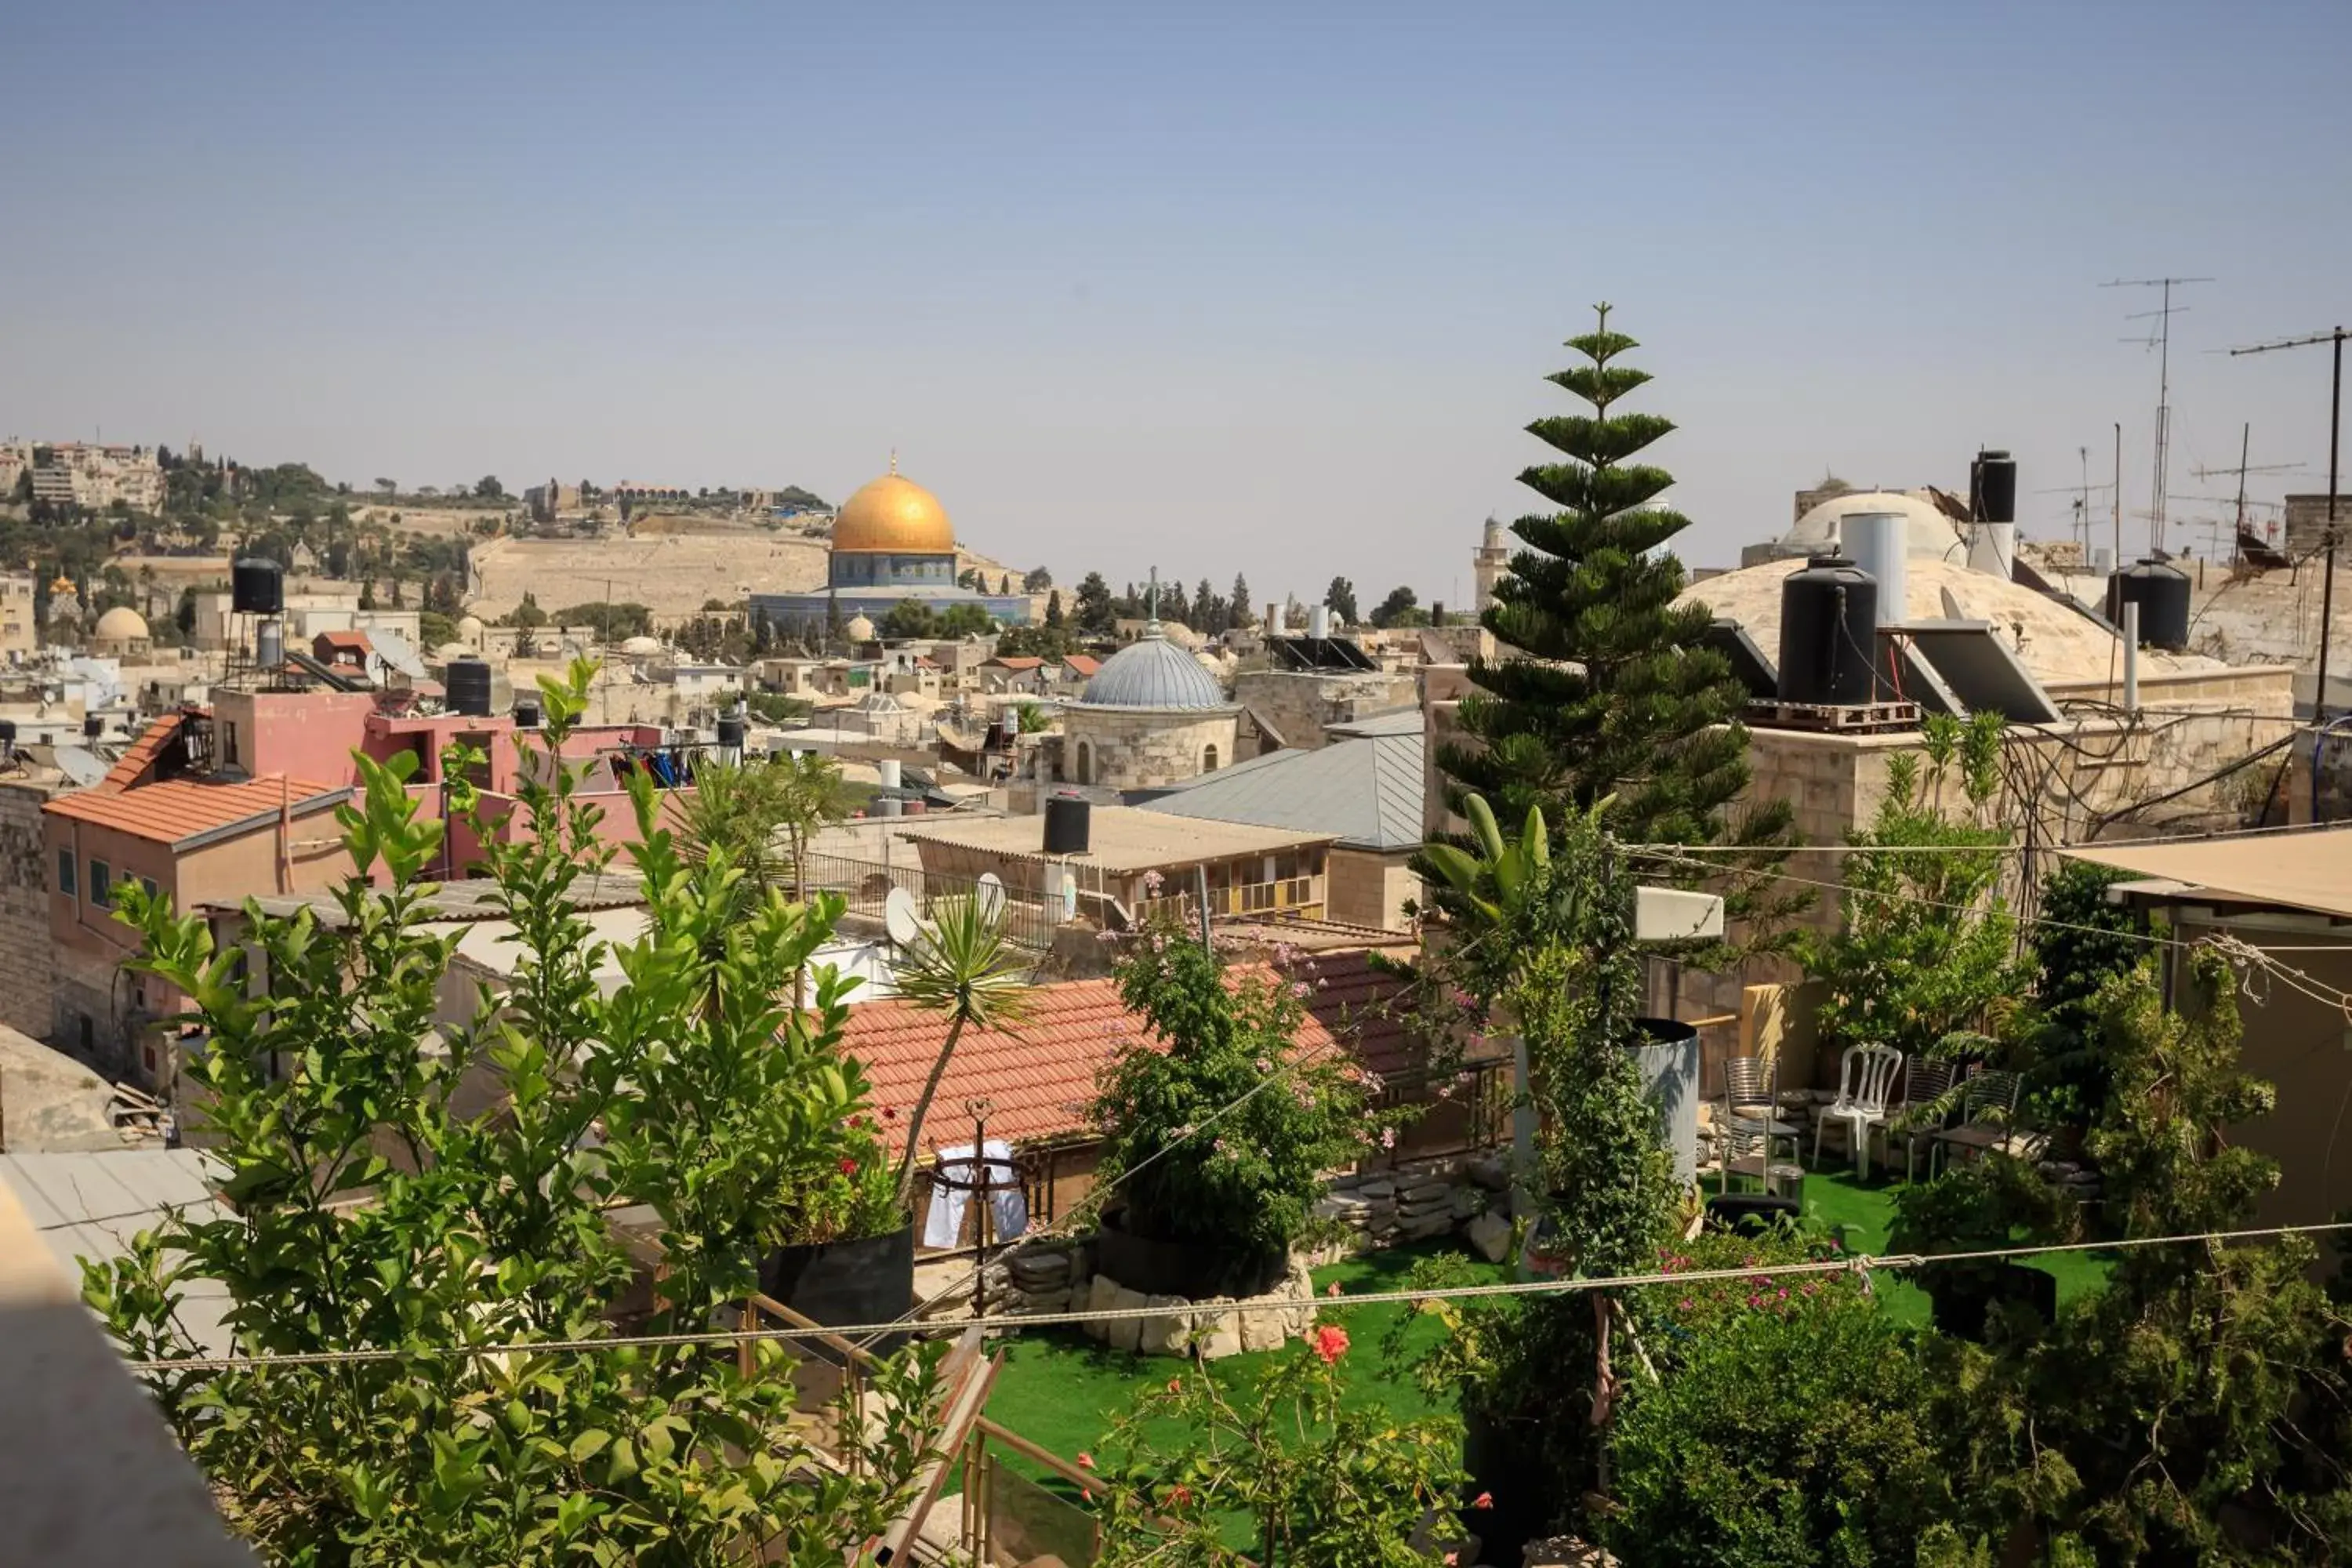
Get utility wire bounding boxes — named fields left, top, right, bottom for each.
left=124, top=1219, right=2352, bottom=1374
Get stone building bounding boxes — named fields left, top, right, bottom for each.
left=1231, top=666, right=1419, bottom=752
left=1060, top=622, right=1239, bottom=789
left=0, top=779, right=60, bottom=1044
left=1473, top=517, right=1510, bottom=613
left=747, top=458, right=1031, bottom=634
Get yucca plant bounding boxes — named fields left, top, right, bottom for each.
left=888, top=895, right=1036, bottom=1207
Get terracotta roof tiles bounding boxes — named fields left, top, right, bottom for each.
left=46, top=775, right=347, bottom=847
left=844, top=949, right=1421, bottom=1156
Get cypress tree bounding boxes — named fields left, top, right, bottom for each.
left=1435, top=304, right=1793, bottom=887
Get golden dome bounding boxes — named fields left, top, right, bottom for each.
left=831, top=460, right=954, bottom=554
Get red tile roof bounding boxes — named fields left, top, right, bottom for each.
left=1061, top=654, right=1102, bottom=677
left=99, top=712, right=187, bottom=793
left=987, top=656, right=1045, bottom=671
left=843, top=949, right=1421, bottom=1156
left=316, top=630, right=372, bottom=654
left=47, top=775, right=347, bottom=846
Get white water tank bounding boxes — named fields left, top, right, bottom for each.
left=1308, top=604, right=1330, bottom=639
left=877, top=758, right=902, bottom=791
left=1842, top=513, right=1908, bottom=627
left=1968, top=522, right=2017, bottom=582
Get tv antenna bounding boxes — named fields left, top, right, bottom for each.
left=2230, top=325, right=2347, bottom=717
left=2104, top=275, right=2212, bottom=556
left=2034, top=446, right=2117, bottom=550
left=2190, top=424, right=2300, bottom=565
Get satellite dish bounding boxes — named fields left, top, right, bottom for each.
left=884, top=887, right=924, bottom=946
left=975, top=872, right=1007, bottom=923
left=1939, top=586, right=1968, bottom=622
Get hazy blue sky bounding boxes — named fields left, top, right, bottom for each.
left=5, top=2, right=2347, bottom=607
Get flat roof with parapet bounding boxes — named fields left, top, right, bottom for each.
left=891, top=804, right=1336, bottom=873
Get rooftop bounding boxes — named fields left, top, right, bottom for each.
left=844, top=948, right=1421, bottom=1154
left=893, top=804, right=1337, bottom=873
left=216, top=869, right=647, bottom=926
left=0, top=1148, right=234, bottom=1356
left=1138, top=731, right=1426, bottom=851
left=46, top=775, right=347, bottom=848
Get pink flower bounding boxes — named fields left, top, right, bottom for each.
left=1472, top=1491, right=1494, bottom=1510
left=837, top=1157, right=858, bottom=1176
left=1776, top=1287, right=1788, bottom=1301
left=1077, top=1451, right=1095, bottom=1471
left=1289, top=982, right=1311, bottom=1000
left=1255, top=1058, right=1272, bottom=1073
left=1445, top=1555, right=1459, bottom=1566
left=1325, top=1280, right=1342, bottom=1298
left=1380, top=1127, right=1397, bottom=1150
left=1212, top=1138, right=1228, bottom=1153
left=1677, top=1298, right=1694, bottom=1312
left=1747, top=1294, right=1764, bottom=1308
left=1311, top=1324, right=1350, bottom=1364
left=1142, top=869, right=1164, bottom=893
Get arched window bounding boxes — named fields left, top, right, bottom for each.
left=1202, top=744, right=1219, bottom=773
left=1075, top=741, right=1093, bottom=785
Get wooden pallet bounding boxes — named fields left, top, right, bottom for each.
left=1745, top=699, right=1920, bottom=733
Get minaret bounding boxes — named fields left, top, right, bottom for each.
left=1473, top=517, right=1509, bottom=613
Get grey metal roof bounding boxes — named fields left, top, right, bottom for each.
left=0, top=1148, right=234, bottom=1356
left=1324, top=707, right=1425, bottom=739
left=1078, top=633, right=1230, bottom=711
left=1137, top=731, right=1426, bottom=851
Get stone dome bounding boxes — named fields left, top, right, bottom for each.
left=620, top=634, right=663, bottom=657
left=1080, top=630, right=1231, bottom=710
left=456, top=614, right=485, bottom=640
left=844, top=613, right=877, bottom=641
left=1780, top=491, right=1965, bottom=561
left=434, top=641, right=473, bottom=661
left=831, top=463, right=954, bottom=554
left=93, top=605, right=149, bottom=641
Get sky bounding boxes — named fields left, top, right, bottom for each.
left=5, top=1, right=2349, bottom=609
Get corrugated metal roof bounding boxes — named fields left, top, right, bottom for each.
left=0, top=1148, right=234, bottom=1356
left=894, top=805, right=1334, bottom=873
left=1139, top=733, right=1426, bottom=851
left=1325, top=707, right=1424, bottom=739
left=45, top=775, right=347, bottom=847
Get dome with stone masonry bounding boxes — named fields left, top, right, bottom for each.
left=844, top=613, right=877, bottom=641
left=1080, top=631, right=1230, bottom=710
left=830, top=463, right=954, bottom=554
left=93, top=606, right=150, bottom=643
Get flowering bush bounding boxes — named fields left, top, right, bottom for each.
left=1091, top=1330, right=1468, bottom=1568
left=1091, top=914, right=1393, bottom=1260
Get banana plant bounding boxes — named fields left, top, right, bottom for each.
left=1421, top=793, right=1549, bottom=927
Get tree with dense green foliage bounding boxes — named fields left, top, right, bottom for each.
left=881, top=598, right=993, bottom=641
left=1075, top=571, right=1116, bottom=633
left=2020, top=858, right=2151, bottom=1129
left=1022, top=566, right=1053, bottom=591
left=85, top=663, right=949, bottom=1565
left=1322, top=576, right=1357, bottom=625
left=1229, top=574, right=1253, bottom=630
left=1798, top=713, right=2024, bottom=1063
left=1092, top=913, right=1382, bottom=1267
left=1044, top=590, right=1065, bottom=629
left=554, top=601, right=655, bottom=641
left=1368, top=586, right=1427, bottom=629
left=993, top=622, right=1081, bottom=660
left=1431, top=305, right=1794, bottom=932
left=1926, top=952, right=2352, bottom=1563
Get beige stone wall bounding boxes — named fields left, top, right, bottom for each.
left=1062, top=707, right=1240, bottom=791
left=0, top=782, right=56, bottom=1044
left=1327, top=847, right=1417, bottom=931
left=1232, top=670, right=1418, bottom=751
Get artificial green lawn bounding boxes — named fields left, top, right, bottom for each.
left=982, top=1237, right=1508, bottom=1490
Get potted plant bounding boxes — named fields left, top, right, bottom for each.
left=1090, top=909, right=1385, bottom=1300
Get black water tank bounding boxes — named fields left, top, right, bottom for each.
left=513, top=698, right=542, bottom=729
left=83, top=714, right=104, bottom=739
left=1044, top=793, right=1091, bottom=855
left=231, top=557, right=284, bottom=615
left=715, top=715, right=747, bottom=750
left=1776, top=554, right=1879, bottom=705
left=0, top=720, right=16, bottom=743
left=447, top=656, right=493, bottom=717
left=1972, top=448, right=2017, bottom=524
left=2106, top=558, right=2192, bottom=652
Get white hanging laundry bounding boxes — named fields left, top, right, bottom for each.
left=919, top=1139, right=1029, bottom=1247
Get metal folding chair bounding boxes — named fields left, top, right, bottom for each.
left=1926, top=1069, right=2023, bottom=1179
left=1719, top=1056, right=1804, bottom=1199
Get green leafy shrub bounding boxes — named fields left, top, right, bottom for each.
left=1092, top=915, right=1381, bottom=1259
left=1094, top=1329, right=1468, bottom=1568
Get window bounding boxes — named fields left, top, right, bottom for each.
left=141, top=877, right=159, bottom=902
left=1202, top=745, right=1219, bottom=772
left=1074, top=740, right=1093, bottom=785
left=89, top=860, right=112, bottom=908
left=56, top=848, right=75, bottom=898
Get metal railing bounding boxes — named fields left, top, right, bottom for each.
left=793, top=850, right=1067, bottom=953
left=1369, top=1054, right=1512, bottom=1155
left=1137, top=875, right=1323, bottom=924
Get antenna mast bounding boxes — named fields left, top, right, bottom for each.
left=2104, top=275, right=2212, bottom=556
left=2231, top=325, right=2347, bottom=718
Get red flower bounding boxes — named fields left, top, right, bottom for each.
left=1472, top=1491, right=1494, bottom=1510
left=1165, top=1376, right=1182, bottom=1394
left=880, top=1105, right=898, bottom=1120
left=1077, top=1451, right=1095, bottom=1471
left=837, top=1157, right=858, bottom=1176
left=1169, top=1484, right=1193, bottom=1508
left=1311, top=1324, right=1350, bottom=1364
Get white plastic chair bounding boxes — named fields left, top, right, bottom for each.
left=1813, top=1044, right=1904, bottom=1179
